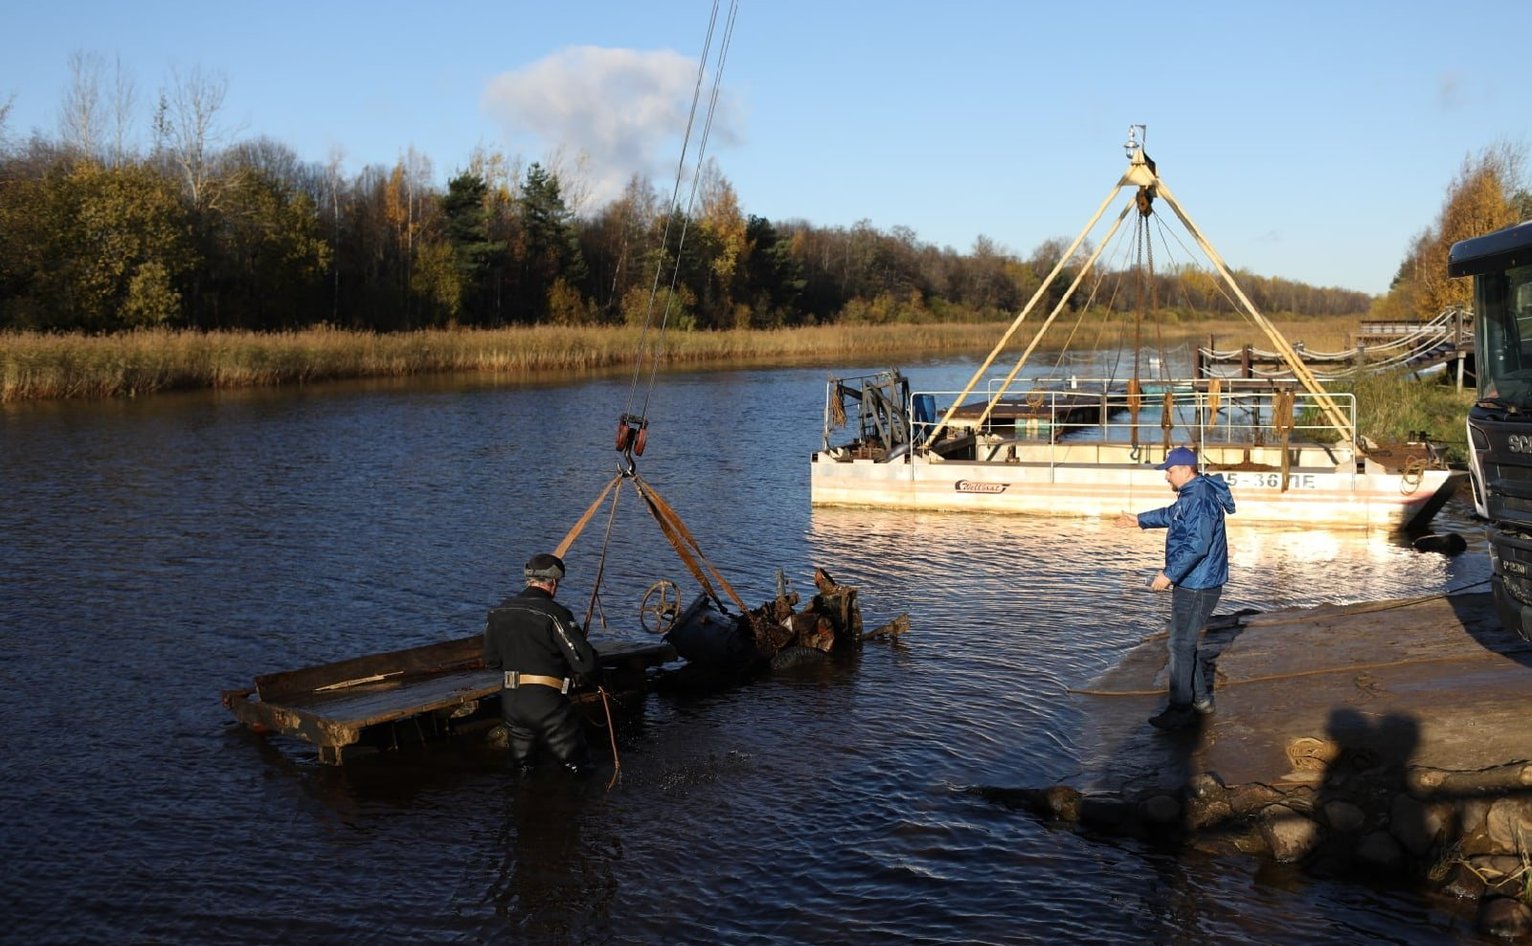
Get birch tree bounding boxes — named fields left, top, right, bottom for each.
left=152, top=65, right=231, bottom=211
left=59, top=50, right=103, bottom=160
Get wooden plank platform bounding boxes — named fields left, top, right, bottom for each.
left=223, top=635, right=678, bottom=764
left=283, top=668, right=500, bottom=728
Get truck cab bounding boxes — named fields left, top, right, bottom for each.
left=1450, top=220, right=1532, bottom=640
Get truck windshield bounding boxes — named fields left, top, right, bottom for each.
left=1477, top=263, right=1532, bottom=407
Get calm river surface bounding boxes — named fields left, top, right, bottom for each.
left=0, top=358, right=1496, bottom=945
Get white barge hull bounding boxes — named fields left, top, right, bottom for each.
left=810, top=454, right=1465, bottom=531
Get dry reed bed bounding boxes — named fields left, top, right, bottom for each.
left=0, top=318, right=1362, bottom=402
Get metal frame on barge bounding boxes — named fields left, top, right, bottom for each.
left=810, top=131, right=1464, bottom=531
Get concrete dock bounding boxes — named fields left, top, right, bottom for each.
left=1075, top=591, right=1532, bottom=795
left=986, top=591, right=1532, bottom=939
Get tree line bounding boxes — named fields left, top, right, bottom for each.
left=1371, top=144, right=1532, bottom=320
left=0, top=64, right=1376, bottom=335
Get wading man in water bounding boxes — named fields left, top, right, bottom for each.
left=483, top=553, right=598, bottom=775
left=1115, top=446, right=1235, bottom=731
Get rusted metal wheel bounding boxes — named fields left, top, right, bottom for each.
left=639, top=579, right=680, bottom=634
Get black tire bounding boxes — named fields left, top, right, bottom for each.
left=769, top=645, right=825, bottom=671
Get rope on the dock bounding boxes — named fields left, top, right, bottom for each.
left=1069, top=647, right=1522, bottom=698
left=1070, top=579, right=1501, bottom=698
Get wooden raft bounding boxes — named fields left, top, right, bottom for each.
left=222, top=634, right=677, bottom=764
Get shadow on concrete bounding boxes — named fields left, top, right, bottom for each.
left=1448, top=590, right=1532, bottom=669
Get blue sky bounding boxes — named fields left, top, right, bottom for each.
left=3, top=0, right=1529, bottom=296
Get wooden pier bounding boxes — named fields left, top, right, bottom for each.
left=1197, top=309, right=1475, bottom=387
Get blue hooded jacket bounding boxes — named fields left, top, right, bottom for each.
left=1135, top=473, right=1236, bottom=589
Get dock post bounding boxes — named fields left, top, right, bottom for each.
left=1455, top=309, right=1466, bottom=391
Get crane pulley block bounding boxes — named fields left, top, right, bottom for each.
left=615, top=413, right=649, bottom=456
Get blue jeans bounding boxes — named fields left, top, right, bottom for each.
left=1168, top=585, right=1222, bottom=707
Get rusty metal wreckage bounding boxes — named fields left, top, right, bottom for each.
left=223, top=0, right=906, bottom=768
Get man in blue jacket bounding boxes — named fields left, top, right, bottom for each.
left=1116, top=446, right=1236, bottom=731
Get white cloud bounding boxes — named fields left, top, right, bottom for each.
left=482, top=46, right=740, bottom=209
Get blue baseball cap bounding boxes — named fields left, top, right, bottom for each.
left=1154, top=446, right=1199, bottom=470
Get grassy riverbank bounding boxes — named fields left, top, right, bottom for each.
left=0, top=316, right=1369, bottom=403
left=3, top=318, right=1472, bottom=455
left=0, top=324, right=983, bottom=401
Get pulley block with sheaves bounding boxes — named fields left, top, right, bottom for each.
left=615, top=413, right=649, bottom=457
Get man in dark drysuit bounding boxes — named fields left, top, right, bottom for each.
left=482, top=553, right=598, bottom=775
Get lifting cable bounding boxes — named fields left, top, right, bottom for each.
left=544, top=1, right=741, bottom=788
left=616, top=0, right=740, bottom=453
left=562, top=0, right=742, bottom=629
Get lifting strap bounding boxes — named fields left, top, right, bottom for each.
left=553, top=469, right=749, bottom=618
left=554, top=475, right=622, bottom=560
left=550, top=0, right=746, bottom=633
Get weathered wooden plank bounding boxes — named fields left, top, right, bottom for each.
left=236, top=638, right=679, bottom=743
left=255, top=636, right=677, bottom=703
left=255, top=634, right=480, bottom=702
left=283, top=668, right=500, bottom=727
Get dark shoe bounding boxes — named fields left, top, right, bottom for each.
left=1148, top=705, right=1198, bottom=731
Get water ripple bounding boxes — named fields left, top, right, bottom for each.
left=0, top=365, right=1490, bottom=945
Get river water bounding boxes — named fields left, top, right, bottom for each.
left=0, top=358, right=1497, bottom=945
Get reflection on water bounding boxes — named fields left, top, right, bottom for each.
left=0, top=362, right=1495, bottom=945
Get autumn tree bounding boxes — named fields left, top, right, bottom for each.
left=957, top=235, right=1020, bottom=317
left=739, top=215, right=804, bottom=326
left=1377, top=145, right=1529, bottom=318
left=59, top=51, right=137, bottom=165
left=377, top=148, right=448, bottom=328
left=581, top=174, right=659, bottom=321
left=463, top=146, right=523, bottom=325
left=152, top=65, right=232, bottom=213
left=19, top=160, right=193, bottom=330
left=692, top=160, right=748, bottom=327
left=202, top=145, right=329, bottom=329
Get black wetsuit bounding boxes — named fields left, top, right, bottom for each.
left=482, top=586, right=598, bottom=770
